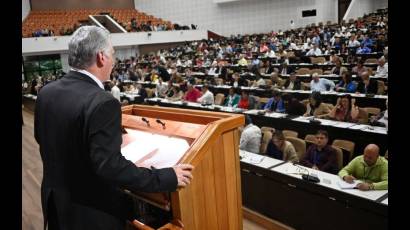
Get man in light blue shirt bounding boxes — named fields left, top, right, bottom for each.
left=310, top=73, right=335, bottom=92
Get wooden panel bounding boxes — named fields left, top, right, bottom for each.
left=173, top=182, right=195, bottom=229
left=202, top=149, right=218, bottom=229
left=212, top=137, right=230, bottom=230
left=233, top=129, right=244, bottom=227
left=191, top=162, right=206, bottom=229
left=222, top=131, right=241, bottom=230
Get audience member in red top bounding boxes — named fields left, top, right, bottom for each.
left=238, top=91, right=250, bottom=109
left=183, top=84, right=202, bottom=102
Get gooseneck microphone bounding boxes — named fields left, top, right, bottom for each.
left=156, top=119, right=166, bottom=129
left=141, top=117, right=150, bottom=127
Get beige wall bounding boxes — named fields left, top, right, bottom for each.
left=31, top=0, right=134, bottom=10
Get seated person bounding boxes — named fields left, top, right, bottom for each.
left=224, top=87, right=241, bottom=107
left=300, top=130, right=339, bottom=174
left=306, top=43, right=323, bottom=56
left=328, top=94, right=360, bottom=122
left=374, top=57, right=388, bottom=78
left=155, top=77, right=168, bottom=98
left=310, top=73, right=336, bottom=92
left=183, top=84, right=202, bottom=102
left=136, top=84, right=147, bottom=101
left=263, top=90, right=285, bottom=113
left=335, top=71, right=357, bottom=93
left=283, top=72, right=301, bottom=90
left=266, top=131, right=299, bottom=163
left=165, top=86, right=184, bottom=101
left=356, top=71, right=378, bottom=94
left=252, top=74, right=266, bottom=87
left=237, top=54, right=248, bottom=66
left=197, top=84, right=214, bottom=105
left=356, top=43, right=372, bottom=54
left=369, top=99, right=388, bottom=129
left=284, top=95, right=306, bottom=116
left=338, top=144, right=388, bottom=191
left=237, top=91, right=257, bottom=110
left=304, top=91, right=331, bottom=117
left=351, top=59, right=368, bottom=77
left=239, top=115, right=262, bottom=154
left=330, top=58, right=348, bottom=75
left=270, top=72, right=285, bottom=89
left=230, top=72, right=247, bottom=87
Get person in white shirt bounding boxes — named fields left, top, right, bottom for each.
left=348, top=36, right=360, bottom=48
left=310, top=73, right=335, bottom=92
left=111, top=81, right=121, bottom=102
left=239, top=115, right=262, bottom=154
left=266, top=47, right=276, bottom=58
left=155, top=77, right=168, bottom=98
left=208, top=62, right=218, bottom=75
left=197, top=84, right=214, bottom=105
left=374, top=57, right=388, bottom=78
left=306, top=44, right=323, bottom=56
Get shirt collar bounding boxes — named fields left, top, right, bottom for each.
left=71, top=68, right=104, bottom=90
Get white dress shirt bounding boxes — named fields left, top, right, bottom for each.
left=239, top=124, right=262, bottom=154
left=197, top=90, right=214, bottom=104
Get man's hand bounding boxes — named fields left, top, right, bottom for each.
left=343, top=175, right=356, bottom=183
left=357, top=183, right=371, bottom=191
left=173, top=164, right=194, bottom=187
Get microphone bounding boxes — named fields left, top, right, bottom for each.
left=141, top=117, right=150, bottom=127
left=293, top=163, right=320, bottom=183
left=156, top=119, right=166, bottom=129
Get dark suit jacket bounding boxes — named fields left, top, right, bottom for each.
left=34, top=71, right=177, bottom=229
left=283, top=79, right=301, bottom=90
left=356, top=79, right=378, bottom=94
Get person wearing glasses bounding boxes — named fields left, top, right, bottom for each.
left=338, top=144, right=388, bottom=191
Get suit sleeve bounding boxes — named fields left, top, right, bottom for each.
left=88, top=98, right=177, bottom=193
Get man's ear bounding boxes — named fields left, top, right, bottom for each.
left=96, top=52, right=105, bottom=67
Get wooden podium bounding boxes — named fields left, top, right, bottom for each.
left=121, top=105, right=244, bottom=230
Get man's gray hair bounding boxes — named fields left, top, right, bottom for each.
left=68, top=26, right=111, bottom=69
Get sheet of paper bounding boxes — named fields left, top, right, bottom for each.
left=337, top=179, right=360, bottom=189
left=121, top=129, right=190, bottom=168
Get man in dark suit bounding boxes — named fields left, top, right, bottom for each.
left=283, top=72, right=301, bottom=90
left=356, top=71, right=378, bottom=94
left=34, top=26, right=193, bottom=230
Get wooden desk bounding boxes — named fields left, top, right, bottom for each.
left=240, top=151, right=388, bottom=230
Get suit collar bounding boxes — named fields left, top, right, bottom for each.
left=65, top=71, right=103, bottom=89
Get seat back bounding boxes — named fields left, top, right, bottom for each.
left=331, top=146, right=344, bottom=170
left=145, top=88, right=154, bottom=98
left=261, top=126, right=276, bottom=134
left=286, top=137, right=306, bottom=160
left=304, top=134, right=316, bottom=148
left=296, top=68, right=311, bottom=75
left=377, top=80, right=385, bottom=95
left=260, top=130, right=273, bottom=154
left=363, top=107, right=381, bottom=117
left=310, top=68, right=324, bottom=75
left=283, top=130, right=298, bottom=138
left=365, top=58, right=378, bottom=64
left=214, top=93, right=225, bottom=105
left=332, top=139, right=355, bottom=164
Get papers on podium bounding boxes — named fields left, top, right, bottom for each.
left=121, top=128, right=190, bottom=168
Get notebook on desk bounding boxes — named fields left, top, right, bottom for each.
left=337, top=180, right=360, bottom=189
